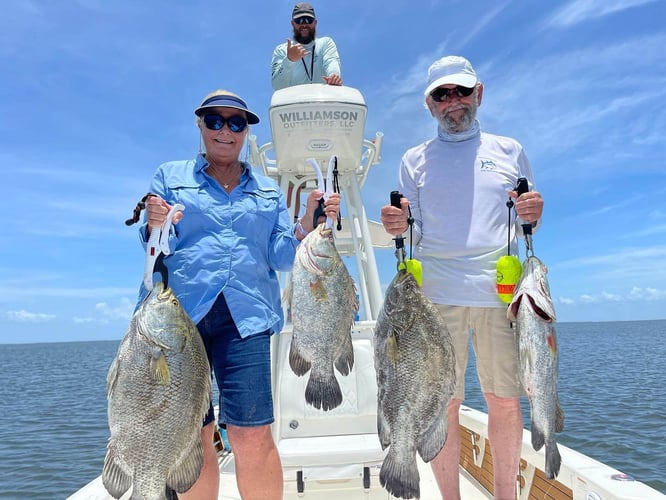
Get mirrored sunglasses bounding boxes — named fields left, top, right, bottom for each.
left=294, top=16, right=315, bottom=25
left=202, top=114, right=248, bottom=133
left=430, top=85, right=475, bottom=102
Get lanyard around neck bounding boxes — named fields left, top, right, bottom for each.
left=301, top=41, right=315, bottom=82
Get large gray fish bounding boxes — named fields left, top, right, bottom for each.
left=103, top=281, right=212, bottom=500
left=374, top=269, right=456, bottom=499
left=507, top=255, right=564, bottom=480
left=288, top=222, right=358, bottom=411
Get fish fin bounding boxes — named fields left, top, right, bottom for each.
left=305, top=368, right=342, bottom=411
left=351, top=279, right=359, bottom=317
left=102, top=442, right=132, bottom=499
left=106, top=356, right=120, bottom=398
left=555, top=399, right=565, bottom=432
left=288, top=340, right=311, bottom=376
left=545, top=441, right=562, bottom=479
left=150, top=348, right=170, bottom=385
left=418, top=414, right=448, bottom=462
left=167, top=435, right=204, bottom=493
left=377, top=409, right=390, bottom=450
left=334, top=334, right=354, bottom=375
left=531, top=420, right=545, bottom=451
left=379, top=447, right=420, bottom=499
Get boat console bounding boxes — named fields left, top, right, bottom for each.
left=249, top=84, right=390, bottom=492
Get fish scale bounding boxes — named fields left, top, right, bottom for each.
left=288, top=222, right=358, bottom=411
left=374, top=269, right=456, bottom=499
left=103, top=281, right=211, bottom=500
left=508, top=255, right=565, bottom=480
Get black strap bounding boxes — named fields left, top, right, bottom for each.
left=312, top=156, right=343, bottom=230
left=125, top=193, right=156, bottom=226
left=505, top=198, right=514, bottom=256
left=301, top=42, right=315, bottom=82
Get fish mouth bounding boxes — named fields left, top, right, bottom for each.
left=147, top=281, right=166, bottom=298
left=528, top=295, right=554, bottom=322
left=388, top=269, right=417, bottom=294
left=512, top=293, right=554, bottom=322
left=318, top=224, right=333, bottom=238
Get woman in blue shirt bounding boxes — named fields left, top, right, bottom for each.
left=140, top=89, right=340, bottom=499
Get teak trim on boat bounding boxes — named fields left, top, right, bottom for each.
left=459, top=425, right=573, bottom=500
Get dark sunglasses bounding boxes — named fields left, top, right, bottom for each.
left=202, top=114, right=248, bottom=133
left=430, top=85, right=475, bottom=102
left=294, top=16, right=315, bottom=24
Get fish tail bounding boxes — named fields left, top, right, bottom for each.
left=379, top=447, right=420, bottom=499
left=305, top=369, right=342, bottom=411
left=545, top=440, right=562, bottom=479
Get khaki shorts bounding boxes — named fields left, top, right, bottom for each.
left=434, top=304, right=523, bottom=400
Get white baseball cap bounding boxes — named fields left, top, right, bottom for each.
left=424, top=55, right=478, bottom=96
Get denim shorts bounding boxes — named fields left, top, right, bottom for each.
left=197, top=293, right=274, bottom=427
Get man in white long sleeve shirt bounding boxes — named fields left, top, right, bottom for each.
left=271, top=3, right=342, bottom=90
left=381, top=55, right=545, bottom=500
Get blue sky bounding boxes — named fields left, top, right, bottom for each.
left=2, top=0, right=665, bottom=344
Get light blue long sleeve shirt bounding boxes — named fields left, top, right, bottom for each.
left=271, top=36, right=341, bottom=90
left=137, top=155, right=299, bottom=337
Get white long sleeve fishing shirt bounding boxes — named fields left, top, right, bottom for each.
left=398, top=122, right=538, bottom=307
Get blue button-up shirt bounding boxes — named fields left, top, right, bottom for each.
left=137, top=155, right=299, bottom=337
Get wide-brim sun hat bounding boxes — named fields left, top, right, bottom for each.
left=194, top=90, right=260, bottom=124
left=424, top=55, right=478, bottom=96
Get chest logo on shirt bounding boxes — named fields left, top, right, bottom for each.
left=479, top=159, right=497, bottom=171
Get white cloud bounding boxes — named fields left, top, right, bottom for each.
left=556, top=245, right=666, bottom=269
left=73, top=298, right=134, bottom=324
left=72, top=316, right=97, bottom=324
left=95, top=298, right=135, bottom=321
left=546, top=0, right=659, bottom=28
left=628, top=286, right=666, bottom=301
left=0, top=286, right=137, bottom=300
left=6, top=310, right=56, bottom=323
left=556, top=286, right=666, bottom=305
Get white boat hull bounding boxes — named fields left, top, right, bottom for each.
left=69, top=326, right=665, bottom=500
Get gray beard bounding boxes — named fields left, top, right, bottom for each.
left=435, top=101, right=478, bottom=133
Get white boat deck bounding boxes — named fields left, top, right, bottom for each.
left=68, top=453, right=485, bottom=499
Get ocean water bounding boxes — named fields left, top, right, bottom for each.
left=0, top=320, right=664, bottom=499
